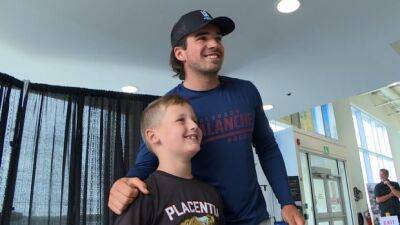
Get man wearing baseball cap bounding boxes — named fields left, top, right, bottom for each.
left=109, top=10, right=305, bottom=225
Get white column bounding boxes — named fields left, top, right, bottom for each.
left=332, top=99, right=369, bottom=216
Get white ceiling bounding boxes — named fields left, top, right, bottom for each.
left=1, top=0, right=399, bottom=119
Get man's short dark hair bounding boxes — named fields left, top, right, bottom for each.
left=380, top=168, right=389, bottom=176
left=169, top=37, right=187, bottom=80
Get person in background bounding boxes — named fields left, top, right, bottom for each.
left=374, top=168, right=400, bottom=220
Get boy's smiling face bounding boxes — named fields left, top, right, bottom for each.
left=153, top=103, right=202, bottom=159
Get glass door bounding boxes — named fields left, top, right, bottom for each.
left=299, top=152, right=353, bottom=225
left=312, top=171, right=346, bottom=225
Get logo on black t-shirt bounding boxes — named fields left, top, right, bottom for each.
left=164, top=201, right=219, bottom=223
left=180, top=215, right=216, bottom=225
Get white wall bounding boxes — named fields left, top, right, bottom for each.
left=275, top=128, right=299, bottom=176
left=332, top=98, right=369, bottom=214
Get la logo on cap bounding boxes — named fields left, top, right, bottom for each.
left=200, top=10, right=212, bottom=21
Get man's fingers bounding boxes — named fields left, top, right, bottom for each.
left=108, top=194, right=125, bottom=215
left=288, top=211, right=305, bottom=225
left=136, top=184, right=150, bottom=195
left=294, top=213, right=305, bottom=225
left=285, top=215, right=296, bottom=225
left=108, top=200, right=123, bottom=215
left=116, top=184, right=139, bottom=199
left=112, top=188, right=136, bottom=206
left=116, top=179, right=139, bottom=198
left=107, top=177, right=148, bottom=215
left=127, top=178, right=149, bottom=194
left=109, top=190, right=131, bottom=209
left=108, top=177, right=141, bottom=214
left=282, top=205, right=305, bottom=225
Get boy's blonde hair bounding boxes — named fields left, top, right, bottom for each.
left=140, top=95, right=191, bottom=150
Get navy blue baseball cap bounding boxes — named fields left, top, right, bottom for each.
left=171, top=10, right=235, bottom=47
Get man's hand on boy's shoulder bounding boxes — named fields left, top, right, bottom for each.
left=108, top=177, right=150, bottom=215
left=282, top=204, right=305, bottom=225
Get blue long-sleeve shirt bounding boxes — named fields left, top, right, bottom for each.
left=127, top=76, right=294, bottom=225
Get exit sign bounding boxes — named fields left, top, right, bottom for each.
left=323, top=146, right=330, bottom=155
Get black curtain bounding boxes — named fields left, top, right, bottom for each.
left=0, top=73, right=158, bottom=225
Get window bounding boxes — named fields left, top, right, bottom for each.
left=351, top=106, right=397, bottom=183
left=311, top=106, right=325, bottom=135
left=280, top=103, right=338, bottom=139
left=301, top=103, right=338, bottom=139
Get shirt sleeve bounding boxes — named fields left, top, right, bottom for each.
left=394, top=182, right=400, bottom=191
left=126, top=139, right=158, bottom=180
left=113, top=193, right=155, bottom=225
left=374, top=184, right=383, bottom=197
left=249, top=81, right=294, bottom=207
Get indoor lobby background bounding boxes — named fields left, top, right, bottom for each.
left=0, top=0, right=399, bottom=225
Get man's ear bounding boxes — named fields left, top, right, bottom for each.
left=174, top=46, right=186, bottom=62
left=145, top=128, right=160, bottom=145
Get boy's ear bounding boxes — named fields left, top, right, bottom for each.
left=145, top=128, right=161, bottom=145
left=174, top=46, right=186, bottom=62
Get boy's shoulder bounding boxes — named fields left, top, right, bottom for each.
left=147, top=171, right=219, bottom=197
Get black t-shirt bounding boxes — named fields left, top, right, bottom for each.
left=114, top=170, right=225, bottom=225
left=374, top=181, right=400, bottom=216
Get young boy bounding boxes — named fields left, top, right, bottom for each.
left=114, top=95, right=225, bottom=225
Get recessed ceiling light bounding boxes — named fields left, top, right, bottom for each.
left=263, top=104, right=274, bottom=111
left=121, top=85, right=138, bottom=93
left=277, top=0, right=301, bottom=13
left=388, top=81, right=400, bottom=88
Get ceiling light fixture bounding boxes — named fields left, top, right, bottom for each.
left=388, top=81, right=400, bottom=88
left=277, top=0, right=301, bottom=13
left=121, top=85, right=138, bottom=93
left=263, top=104, right=274, bottom=111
